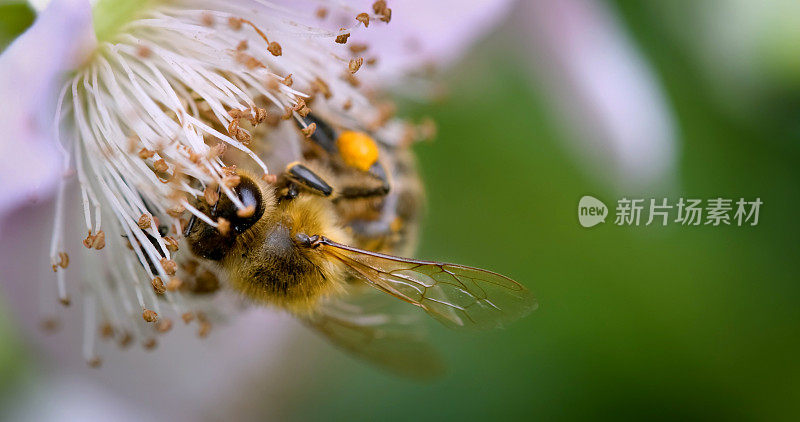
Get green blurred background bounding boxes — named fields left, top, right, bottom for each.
left=2, top=0, right=800, bottom=420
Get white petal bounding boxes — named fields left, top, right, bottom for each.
left=0, top=0, right=95, bottom=222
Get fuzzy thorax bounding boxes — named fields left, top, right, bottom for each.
left=225, top=194, right=351, bottom=314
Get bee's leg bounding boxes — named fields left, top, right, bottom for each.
left=277, top=181, right=300, bottom=202
left=141, top=196, right=171, bottom=235
left=183, top=214, right=197, bottom=237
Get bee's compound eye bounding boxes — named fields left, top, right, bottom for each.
left=215, top=175, right=265, bottom=234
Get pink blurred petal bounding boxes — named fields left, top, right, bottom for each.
left=518, top=0, right=679, bottom=191
left=282, top=0, right=515, bottom=83
left=350, top=0, right=516, bottom=81
left=0, top=195, right=299, bottom=419
left=0, top=0, right=95, bottom=224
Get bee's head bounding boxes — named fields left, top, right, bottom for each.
left=185, top=172, right=276, bottom=260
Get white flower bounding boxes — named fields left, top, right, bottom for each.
left=0, top=0, right=514, bottom=419
left=41, top=0, right=418, bottom=364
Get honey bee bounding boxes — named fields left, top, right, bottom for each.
left=184, top=116, right=535, bottom=377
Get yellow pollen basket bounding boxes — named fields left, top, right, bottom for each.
left=336, top=131, right=379, bottom=171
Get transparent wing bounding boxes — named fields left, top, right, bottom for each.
left=303, top=285, right=444, bottom=379
left=318, top=238, right=537, bottom=330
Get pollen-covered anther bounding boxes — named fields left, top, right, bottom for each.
left=282, top=74, right=293, bottom=86
left=235, top=128, right=251, bottom=144
left=221, top=165, right=238, bottom=176
left=217, top=218, right=231, bottom=235
left=138, top=148, right=155, bottom=159
left=119, top=332, right=133, bottom=348
left=160, top=258, right=178, bottom=276
left=198, top=321, right=212, bottom=338
left=356, top=13, right=370, bottom=27
left=262, top=173, right=278, bottom=184
left=222, top=173, right=241, bottom=188
left=100, top=323, right=115, bottom=339
left=335, top=28, right=350, bottom=44
left=143, top=338, right=158, bottom=350
left=228, top=17, right=243, bottom=30
left=237, top=205, right=255, bottom=218
left=302, top=122, right=317, bottom=138
left=92, top=231, right=106, bottom=250
left=151, top=277, right=166, bottom=295
left=315, top=7, right=328, bottom=19
left=164, top=236, right=179, bottom=252
left=182, top=312, right=195, bottom=324
left=138, top=213, right=152, bottom=230
left=166, top=277, right=183, bottom=292
left=373, top=1, right=392, bottom=22
left=142, top=309, right=158, bottom=323
left=87, top=357, right=102, bottom=368
left=343, top=99, right=353, bottom=111
left=349, top=57, right=363, bottom=74
left=350, top=43, right=368, bottom=54
left=236, top=52, right=264, bottom=70
left=208, top=143, right=227, bottom=160
left=236, top=40, right=248, bottom=51
left=227, top=117, right=239, bottom=135
left=57, top=252, right=69, bottom=269
left=59, top=296, right=71, bottom=307
left=83, top=233, right=94, bottom=248
left=153, top=159, right=169, bottom=173
left=189, top=151, right=202, bottom=164
left=157, top=318, right=173, bottom=333
left=40, top=317, right=61, bottom=333
left=292, top=100, right=311, bottom=117
left=167, top=204, right=185, bottom=218
left=312, top=78, right=332, bottom=99
left=380, top=9, right=392, bottom=23
left=204, top=183, right=220, bottom=206
left=249, top=107, right=267, bottom=125
left=265, top=77, right=280, bottom=91
left=268, top=41, right=282, bottom=56
left=201, top=12, right=215, bottom=27
left=228, top=108, right=247, bottom=119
